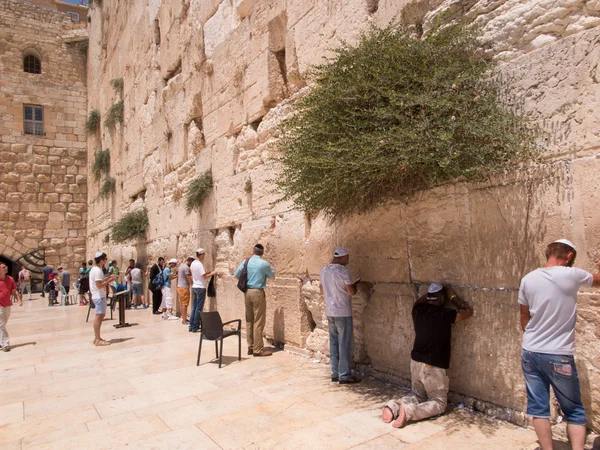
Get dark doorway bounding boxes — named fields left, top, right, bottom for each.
left=0, top=255, right=16, bottom=280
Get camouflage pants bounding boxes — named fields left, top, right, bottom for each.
left=386, top=359, right=449, bottom=421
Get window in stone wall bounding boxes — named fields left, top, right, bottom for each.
left=67, top=11, right=80, bottom=23
left=23, top=105, right=44, bottom=136
left=23, top=54, right=41, bottom=74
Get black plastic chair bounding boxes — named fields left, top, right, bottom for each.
left=196, top=311, right=241, bottom=368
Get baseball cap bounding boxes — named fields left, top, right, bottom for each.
left=168, top=258, right=178, bottom=264
left=333, top=247, right=349, bottom=257
left=552, top=239, right=577, bottom=252
left=428, top=283, right=443, bottom=294
left=196, top=248, right=206, bottom=255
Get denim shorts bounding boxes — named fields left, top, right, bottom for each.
left=94, top=297, right=107, bottom=315
left=131, top=282, right=143, bottom=296
left=521, top=349, right=586, bottom=425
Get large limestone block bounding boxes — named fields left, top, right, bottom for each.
left=404, top=184, right=472, bottom=285
left=290, top=0, right=368, bottom=76
left=264, top=277, right=311, bottom=347
left=303, top=213, right=336, bottom=277
left=213, top=275, right=246, bottom=324
left=569, top=158, right=600, bottom=270
left=575, top=292, right=600, bottom=431
left=204, top=0, right=241, bottom=58
left=447, top=289, right=525, bottom=412
left=499, top=27, right=600, bottom=154
left=335, top=204, right=410, bottom=284
left=258, top=211, right=307, bottom=275
left=363, top=283, right=416, bottom=380
left=464, top=181, right=536, bottom=289
left=214, top=173, right=254, bottom=228
left=245, top=161, right=295, bottom=218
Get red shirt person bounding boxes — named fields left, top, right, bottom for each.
left=0, top=263, right=22, bottom=352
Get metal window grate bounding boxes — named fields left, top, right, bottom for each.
left=67, top=11, right=80, bottom=22
left=23, top=55, right=41, bottom=74
left=23, top=105, right=44, bottom=136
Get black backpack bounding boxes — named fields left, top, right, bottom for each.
left=236, top=258, right=249, bottom=293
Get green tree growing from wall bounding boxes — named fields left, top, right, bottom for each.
left=277, top=24, right=539, bottom=220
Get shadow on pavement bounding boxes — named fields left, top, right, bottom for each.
left=10, top=341, right=36, bottom=349
left=109, top=337, right=135, bottom=344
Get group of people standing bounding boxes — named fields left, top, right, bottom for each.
left=317, top=240, right=596, bottom=450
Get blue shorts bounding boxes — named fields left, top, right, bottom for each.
left=521, top=349, right=586, bottom=425
left=94, top=297, right=107, bottom=315
left=132, top=283, right=143, bottom=296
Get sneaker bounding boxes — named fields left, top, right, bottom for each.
left=182, top=320, right=189, bottom=325
left=161, top=314, right=168, bottom=320
left=143, top=305, right=148, bottom=309
left=2, top=346, right=10, bottom=352
left=339, top=375, right=362, bottom=385
left=167, top=315, right=178, bottom=320
left=133, top=306, right=138, bottom=310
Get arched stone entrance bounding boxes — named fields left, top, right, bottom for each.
left=0, top=248, right=47, bottom=292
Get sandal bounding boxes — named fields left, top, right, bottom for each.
left=95, top=340, right=111, bottom=346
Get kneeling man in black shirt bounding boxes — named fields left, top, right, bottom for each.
left=382, top=283, right=473, bottom=428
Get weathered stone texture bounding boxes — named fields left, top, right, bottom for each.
left=87, top=0, right=600, bottom=431
left=0, top=0, right=88, bottom=282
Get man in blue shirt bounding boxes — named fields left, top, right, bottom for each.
left=41, top=263, right=53, bottom=298
left=234, top=244, right=275, bottom=357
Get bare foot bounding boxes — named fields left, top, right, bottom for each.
left=391, top=404, right=407, bottom=428
left=382, top=406, right=394, bottom=423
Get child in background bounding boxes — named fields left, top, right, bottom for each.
left=46, top=273, right=58, bottom=306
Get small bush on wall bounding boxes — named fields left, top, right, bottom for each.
left=85, top=109, right=100, bottom=135
left=110, top=78, right=124, bottom=97
left=185, top=171, right=213, bottom=214
left=277, top=24, right=539, bottom=220
left=99, top=177, right=116, bottom=199
left=111, top=208, right=149, bottom=243
left=92, top=149, right=110, bottom=182
left=104, top=101, right=124, bottom=134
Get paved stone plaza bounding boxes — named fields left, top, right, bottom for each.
left=2, top=295, right=596, bottom=450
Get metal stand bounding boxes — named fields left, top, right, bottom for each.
left=113, top=290, right=131, bottom=328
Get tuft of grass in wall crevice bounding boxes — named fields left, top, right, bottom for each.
left=99, top=177, right=116, bottom=199
left=92, top=149, right=110, bottom=182
left=110, top=78, right=124, bottom=98
left=85, top=109, right=100, bottom=135
left=185, top=171, right=213, bottom=214
left=104, top=101, right=124, bottom=134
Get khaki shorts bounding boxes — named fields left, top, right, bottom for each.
left=177, top=288, right=190, bottom=306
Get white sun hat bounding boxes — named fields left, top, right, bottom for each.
left=196, top=248, right=206, bottom=255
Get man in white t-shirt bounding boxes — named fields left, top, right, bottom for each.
left=189, top=248, right=215, bottom=333
left=320, top=247, right=361, bottom=384
left=519, top=239, right=600, bottom=450
left=18, top=267, right=32, bottom=301
left=89, top=251, right=115, bottom=347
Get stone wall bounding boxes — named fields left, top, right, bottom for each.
left=87, top=0, right=600, bottom=430
left=0, top=0, right=88, bottom=283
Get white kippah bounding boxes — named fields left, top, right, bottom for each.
left=552, top=239, right=576, bottom=252
left=94, top=251, right=104, bottom=258
left=428, top=283, right=443, bottom=294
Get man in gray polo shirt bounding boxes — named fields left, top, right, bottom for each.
left=519, top=239, right=600, bottom=450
